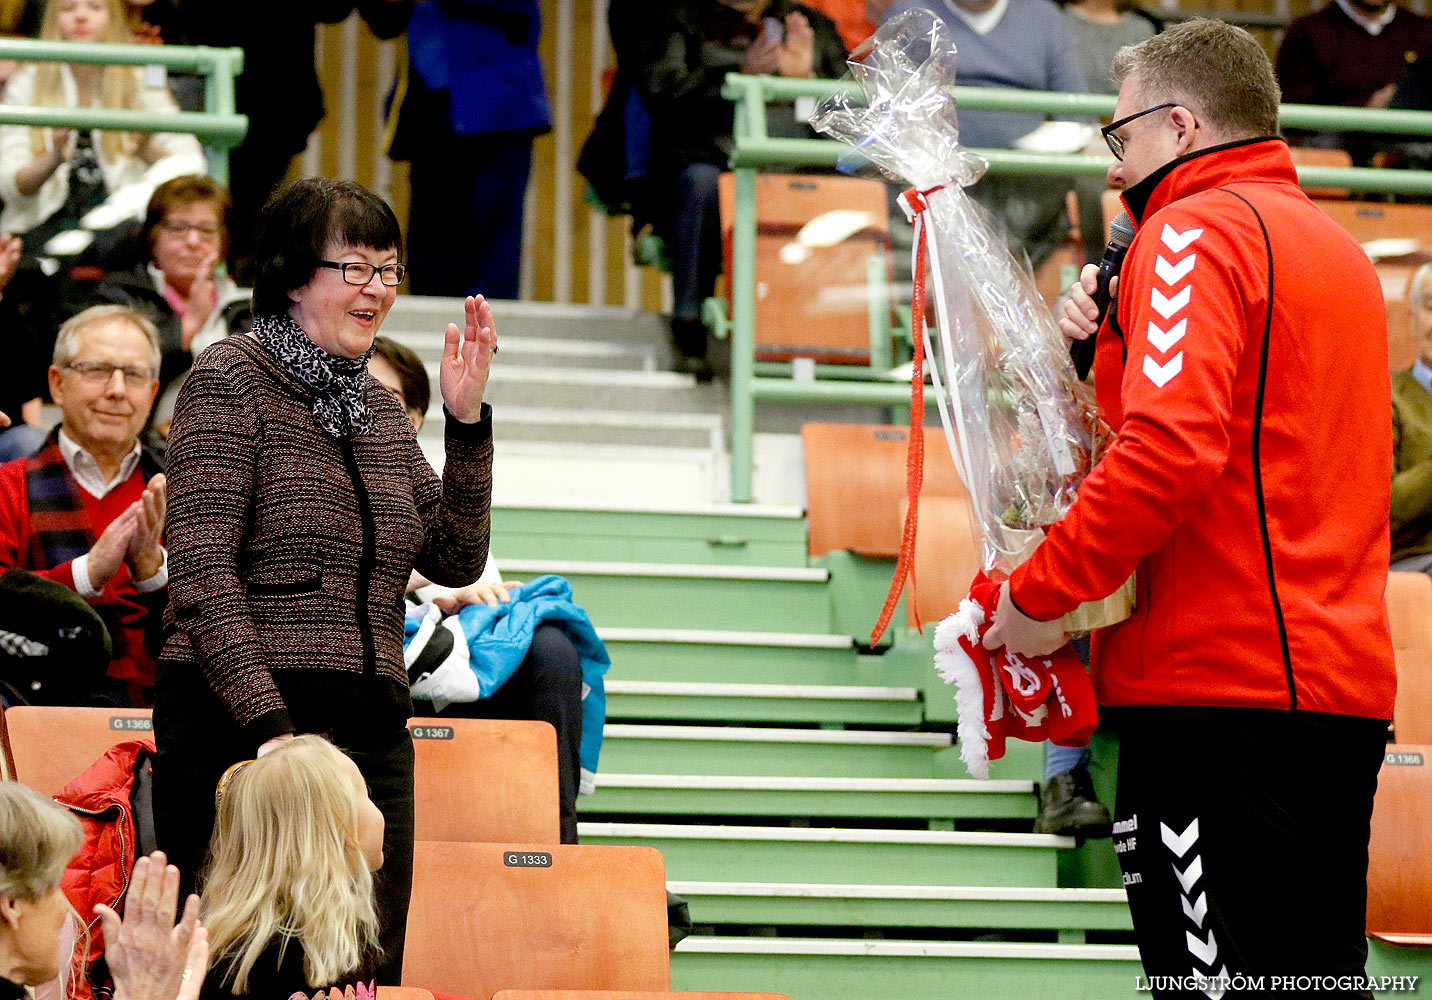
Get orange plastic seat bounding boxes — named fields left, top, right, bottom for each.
left=402, top=841, right=670, bottom=1000
left=802, top=423, right=965, bottom=559
left=1386, top=572, right=1432, bottom=652
left=1287, top=146, right=1353, bottom=199
left=4, top=705, right=152, bottom=796
left=493, top=993, right=791, bottom=1000
left=1367, top=744, right=1432, bottom=947
left=378, top=989, right=435, bottom=1000
left=900, top=494, right=983, bottom=627
left=409, top=717, right=560, bottom=844
left=1394, top=649, right=1432, bottom=745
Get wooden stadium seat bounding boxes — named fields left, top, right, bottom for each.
left=802, top=423, right=965, bottom=558
left=5, top=705, right=151, bottom=796
left=1387, top=572, right=1432, bottom=653
left=1367, top=744, right=1432, bottom=947
left=1287, top=146, right=1353, bottom=199
left=403, top=841, right=670, bottom=1000
left=409, top=717, right=560, bottom=844
left=493, top=993, right=792, bottom=999
left=718, top=172, right=892, bottom=365
left=378, top=990, right=435, bottom=1000
left=902, top=493, right=983, bottom=627
left=1394, top=649, right=1432, bottom=745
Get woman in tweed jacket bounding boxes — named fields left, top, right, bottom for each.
left=151, top=178, right=496, bottom=987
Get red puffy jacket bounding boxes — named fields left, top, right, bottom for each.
left=54, top=739, right=154, bottom=1000
left=1011, top=139, right=1395, bottom=720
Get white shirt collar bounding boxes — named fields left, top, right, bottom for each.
left=944, top=0, right=1011, bottom=36
left=57, top=428, right=142, bottom=499
left=1335, top=0, right=1397, bottom=36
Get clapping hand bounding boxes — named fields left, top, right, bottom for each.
left=440, top=295, right=496, bottom=424
left=94, top=851, right=208, bottom=1000
left=776, top=13, right=816, bottom=79
left=180, top=251, right=220, bottom=350
left=0, top=234, right=22, bottom=295
left=125, top=473, right=166, bottom=583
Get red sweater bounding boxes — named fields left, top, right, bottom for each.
left=0, top=456, right=159, bottom=686
left=1010, top=139, right=1395, bottom=720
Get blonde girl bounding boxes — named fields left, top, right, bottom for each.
left=0, top=0, right=203, bottom=244
left=199, top=738, right=385, bottom=1000
left=0, top=782, right=205, bottom=1000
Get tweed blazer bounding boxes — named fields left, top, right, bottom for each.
left=159, top=334, right=492, bottom=745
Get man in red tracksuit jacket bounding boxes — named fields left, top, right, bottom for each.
left=983, top=19, right=1396, bottom=995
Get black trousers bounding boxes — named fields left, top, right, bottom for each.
left=152, top=666, right=416, bottom=985
left=413, top=623, right=583, bottom=843
left=1112, top=706, right=1388, bottom=999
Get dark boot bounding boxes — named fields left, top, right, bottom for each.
left=670, top=316, right=714, bottom=382
left=1035, top=768, right=1112, bottom=838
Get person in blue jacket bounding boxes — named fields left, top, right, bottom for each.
left=388, top=0, right=551, bottom=300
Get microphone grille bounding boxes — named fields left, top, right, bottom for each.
left=1109, top=211, right=1135, bottom=249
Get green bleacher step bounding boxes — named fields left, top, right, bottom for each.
left=500, top=560, right=832, bottom=633
left=491, top=502, right=809, bottom=567
left=603, top=679, right=923, bottom=725
left=599, top=628, right=921, bottom=689
left=578, top=822, right=1073, bottom=887
left=599, top=724, right=953, bottom=778
left=670, top=937, right=1142, bottom=1000
left=585, top=774, right=1036, bottom=821
left=666, top=882, right=1131, bottom=934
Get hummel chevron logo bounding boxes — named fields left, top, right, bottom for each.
left=1143, top=352, right=1184, bottom=388
left=1160, top=223, right=1203, bottom=253
left=1161, top=818, right=1200, bottom=857
left=1147, top=318, right=1187, bottom=353
left=1181, top=891, right=1209, bottom=927
left=1172, top=854, right=1203, bottom=894
left=1186, top=929, right=1219, bottom=966
left=1204, top=965, right=1232, bottom=1000
left=1155, top=254, right=1197, bottom=285
left=1150, top=286, right=1191, bottom=319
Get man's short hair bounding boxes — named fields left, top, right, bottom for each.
left=52, top=305, right=162, bottom=373
left=371, top=336, right=431, bottom=418
left=251, top=177, right=404, bottom=319
left=1112, top=18, right=1281, bottom=139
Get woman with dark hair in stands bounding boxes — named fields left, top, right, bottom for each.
left=371, top=335, right=585, bottom=843
left=152, top=177, right=496, bottom=985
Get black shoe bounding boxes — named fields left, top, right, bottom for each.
left=669, top=317, right=713, bottom=382
left=673, top=353, right=714, bottom=382
left=1035, top=769, right=1112, bottom=838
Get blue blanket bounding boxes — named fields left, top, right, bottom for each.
left=403, top=574, right=609, bottom=790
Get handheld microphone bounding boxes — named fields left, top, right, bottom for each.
left=1071, top=211, right=1135, bottom=381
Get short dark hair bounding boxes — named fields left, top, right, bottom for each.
left=371, top=336, right=430, bottom=418
left=251, top=178, right=404, bottom=318
left=144, top=175, right=234, bottom=262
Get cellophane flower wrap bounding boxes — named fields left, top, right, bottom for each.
left=811, top=9, right=1108, bottom=583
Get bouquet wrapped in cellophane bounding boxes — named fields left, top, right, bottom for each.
left=811, top=9, right=1133, bottom=640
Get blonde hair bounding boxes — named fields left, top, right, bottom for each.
left=200, top=737, right=379, bottom=995
left=31, top=0, right=146, bottom=163
left=0, top=782, right=85, bottom=994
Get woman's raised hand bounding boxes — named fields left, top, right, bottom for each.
left=95, top=851, right=209, bottom=1000
left=440, top=294, right=496, bottom=424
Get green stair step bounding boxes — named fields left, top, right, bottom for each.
left=491, top=502, right=809, bottom=567
left=671, top=937, right=1142, bottom=1000
left=603, top=680, right=924, bottom=725
left=599, top=724, right=953, bottom=778
left=584, top=774, right=1036, bottom=820
left=578, top=822, right=1072, bottom=887
left=666, top=882, right=1130, bottom=932
left=599, top=628, right=920, bottom=689
left=501, top=560, right=832, bottom=632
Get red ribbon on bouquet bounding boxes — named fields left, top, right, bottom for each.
left=870, top=184, right=945, bottom=649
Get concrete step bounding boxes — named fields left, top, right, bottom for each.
left=474, top=365, right=725, bottom=414
left=386, top=296, right=669, bottom=349
left=419, top=405, right=722, bottom=451
left=390, top=330, right=658, bottom=371
left=602, top=679, right=924, bottom=726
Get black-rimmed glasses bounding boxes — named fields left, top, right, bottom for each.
left=1101, top=103, right=1177, bottom=160
left=317, top=261, right=408, bottom=286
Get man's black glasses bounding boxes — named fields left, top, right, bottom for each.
left=1101, top=103, right=1177, bottom=160
left=317, top=261, right=408, bottom=286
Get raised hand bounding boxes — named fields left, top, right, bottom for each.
left=89, top=503, right=140, bottom=591
left=777, top=13, right=816, bottom=79
left=0, top=234, right=22, bottom=295
left=95, top=851, right=209, bottom=1000
left=180, top=251, right=220, bottom=350
left=125, top=473, right=166, bottom=582
left=439, top=295, right=496, bottom=424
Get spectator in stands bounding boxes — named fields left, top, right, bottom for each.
left=369, top=335, right=585, bottom=844
left=995, top=20, right=1394, bottom=984
left=880, top=0, right=1087, bottom=270
left=0, top=304, right=167, bottom=707
left=0, top=783, right=208, bottom=1000
left=802, top=0, right=892, bottom=49
left=1391, top=263, right=1432, bottom=572
left=199, top=737, right=384, bottom=1000
left=636, top=0, right=847, bottom=380
left=153, top=177, right=494, bottom=986
left=1276, top=0, right=1432, bottom=163
left=388, top=0, right=549, bottom=302
left=94, top=176, right=246, bottom=395
left=181, top=2, right=413, bottom=284
left=0, top=0, right=205, bottom=264
left=0, top=232, right=49, bottom=463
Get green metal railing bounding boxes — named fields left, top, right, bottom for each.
left=0, top=39, right=246, bottom=182
left=721, top=73, right=1432, bottom=501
